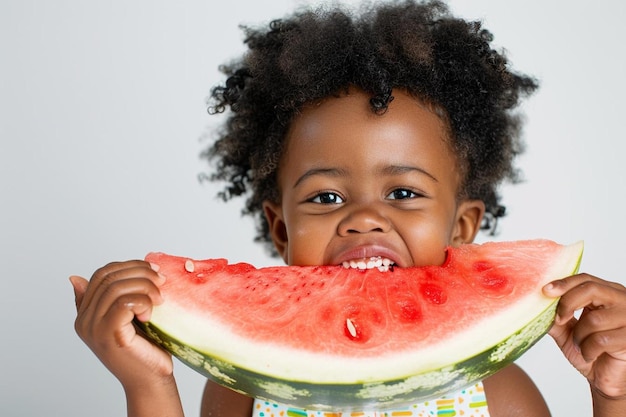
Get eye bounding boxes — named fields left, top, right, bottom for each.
left=386, top=189, right=420, bottom=200
left=309, top=192, right=345, bottom=204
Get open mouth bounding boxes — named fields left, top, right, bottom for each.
left=341, top=256, right=396, bottom=272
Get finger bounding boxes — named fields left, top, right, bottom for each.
left=74, top=273, right=163, bottom=344
left=548, top=314, right=575, bottom=347
left=543, top=275, right=626, bottom=325
left=79, top=262, right=163, bottom=315
left=98, top=278, right=163, bottom=320
left=548, top=316, right=582, bottom=360
left=543, top=273, right=625, bottom=298
left=69, top=275, right=89, bottom=310
left=573, top=305, right=626, bottom=355
left=578, top=325, right=626, bottom=363
left=100, top=293, right=156, bottom=348
left=80, top=276, right=163, bottom=331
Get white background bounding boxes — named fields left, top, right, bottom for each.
left=1, top=1, right=625, bottom=416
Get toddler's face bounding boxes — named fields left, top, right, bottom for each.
left=263, top=88, right=484, bottom=268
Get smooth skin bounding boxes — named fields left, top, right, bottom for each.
left=72, top=89, right=626, bottom=417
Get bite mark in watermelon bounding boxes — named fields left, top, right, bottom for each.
left=138, top=239, right=583, bottom=410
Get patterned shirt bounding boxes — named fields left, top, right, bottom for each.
left=251, top=382, right=490, bottom=417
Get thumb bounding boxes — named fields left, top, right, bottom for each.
left=547, top=315, right=583, bottom=363
left=69, top=275, right=89, bottom=310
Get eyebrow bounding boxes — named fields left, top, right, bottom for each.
left=292, top=168, right=347, bottom=189
left=379, top=165, right=438, bottom=182
left=292, top=165, right=437, bottom=189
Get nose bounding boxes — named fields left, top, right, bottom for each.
left=337, top=205, right=392, bottom=236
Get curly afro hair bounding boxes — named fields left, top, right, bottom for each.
left=204, top=0, right=538, bottom=254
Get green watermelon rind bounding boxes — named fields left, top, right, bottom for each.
left=138, top=298, right=558, bottom=411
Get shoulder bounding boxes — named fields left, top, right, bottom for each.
left=201, top=380, right=253, bottom=417
left=483, top=364, right=551, bottom=417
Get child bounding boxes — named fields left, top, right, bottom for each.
left=70, top=1, right=626, bottom=416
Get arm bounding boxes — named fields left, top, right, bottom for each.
left=201, top=380, right=253, bottom=417
left=124, top=377, right=183, bottom=417
left=544, top=273, right=626, bottom=416
left=483, top=364, right=551, bottom=417
left=71, top=261, right=184, bottom=417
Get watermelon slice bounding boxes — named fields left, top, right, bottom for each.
left=139, top=239, right=583, bottom=411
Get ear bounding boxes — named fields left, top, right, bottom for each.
left=262, top=200, right=289, bottom=263
left=451, top=199, right=485, bottom=246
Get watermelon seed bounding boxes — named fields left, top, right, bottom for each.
left=346, top=318, right=357, bottom=338
left=185, top=259, right=195, bottom=273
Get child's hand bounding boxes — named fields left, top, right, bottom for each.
left=70, top=260, right=173, bottom=388
left=544, top=274, right=626, bottom=399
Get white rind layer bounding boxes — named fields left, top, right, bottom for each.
left=149, top=241, right=582, bottom=384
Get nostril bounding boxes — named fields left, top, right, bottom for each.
left=347, top=227, right=384, bottom=234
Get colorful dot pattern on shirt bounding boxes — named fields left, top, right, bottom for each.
left=251, top=382, right=489, bottom=417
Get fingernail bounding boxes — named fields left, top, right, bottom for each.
left=149, top=263, right=166, bottom=284
left=543, top=282, right=559, bottom=296
left=69, top=275, right=83, bottom=290
left=544, top=281, right=565, bottom=296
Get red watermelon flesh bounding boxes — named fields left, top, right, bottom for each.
left=141, top=239, right=582, bottom=408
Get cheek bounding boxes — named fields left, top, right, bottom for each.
left=402, top=220, right=452, bottom=267
left=285, top=218, right=333, bottom=266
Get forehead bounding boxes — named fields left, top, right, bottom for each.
left=280, top=89, right=458, bottom=181
left=288, top=88, right=450, bottom=141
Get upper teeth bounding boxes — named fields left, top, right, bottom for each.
left=342, top=256, right=395, bottom=272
